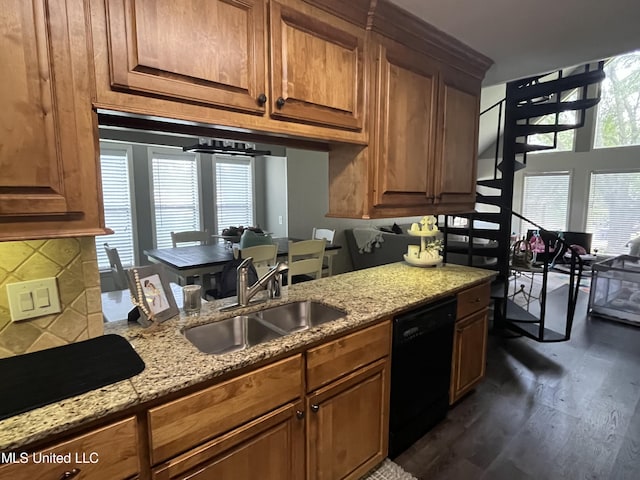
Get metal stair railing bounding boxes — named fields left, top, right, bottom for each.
left=505, top=212, right=585, bottom=341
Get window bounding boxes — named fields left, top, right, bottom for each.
left=95, top=143, right=136, bottom=270
left=586, top=171, right=640, bottom=254
left=150, top=148, right=201, bottom=249
left=214, top=156, right=255, bottom=233
left=594, top=50, right=640, bottom=148
left=521, top=173, right=570, bottom=232
left=528, top=90, right=577, bottom=153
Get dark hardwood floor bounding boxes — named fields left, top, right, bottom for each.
left=395, top=282, right=640, bottom=480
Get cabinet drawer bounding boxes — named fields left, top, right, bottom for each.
left=457, top=282, right=491, bottom=319
left=306, top=320, right=391, bottom=392
left=148, top=355, right=303, bottom=465
left=0, top=417, right=139, bottom=480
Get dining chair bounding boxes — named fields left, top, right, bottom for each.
left=171, top=229, right=210, bottom=247
left=312, top=228, right=336, bottom=277
left=287, top=239, right=326, bottom=285
left=103, top=243, right=129, bottom=291
left=170, top=229, right=210, bottom=286
left=239, top=244, right=278, bottom=278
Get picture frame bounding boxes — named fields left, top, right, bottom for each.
left=127, top=264, right=179, bottom=327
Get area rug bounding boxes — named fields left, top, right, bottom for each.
left=362, top=459, right=418, bottom=480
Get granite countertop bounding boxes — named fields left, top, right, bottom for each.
left=0, top=262, right=495, bottom=451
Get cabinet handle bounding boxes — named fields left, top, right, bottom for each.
left=474, top=298, right=481, bottom=303
left=311, top=404, right=319, bottom=413
left=257, top=93, right=267, bottom=106
left=296, top=410, right=305, bottom=419
left=276, top=97, right=286, bottom=109
left=59, top=468, right=81, bottom=480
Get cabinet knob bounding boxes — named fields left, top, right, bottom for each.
left=59, top=469, right=81, bottom=480
left=310, top=404, right=320, bottom=413
left=296, top=410, right=305, bottom=419
left=257, top=93, right=267, bottom=106
left=276, top=97, right=286, bottom=109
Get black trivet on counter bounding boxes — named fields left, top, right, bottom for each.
left=0, top=334, right=145, bottom=420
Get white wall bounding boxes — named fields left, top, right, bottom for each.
left=284, top=148, right=423, bottom=274
left=262, top=155, right=288, bottom=237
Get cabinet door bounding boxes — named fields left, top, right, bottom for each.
left=105, top=0, right=267, bottom=114
left=433, top=70, right=481, bottom=210
left=0, top=0, right=104, bottom=238
left=450, top=308, right=488, bottom=404
left=307, top=359, right=389, bottom=480
left=269, top=0, right=365, bottom=130
left=152, top=402, right=304, bottom=480
left=0, top=417, right=139, bottom=480
left=372, top=38, right=439, bottom=209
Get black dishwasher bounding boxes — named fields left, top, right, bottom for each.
left=389, top=296, right=457, bottom=458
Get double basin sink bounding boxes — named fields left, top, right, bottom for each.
left=183, top=301, right=346, bottom=355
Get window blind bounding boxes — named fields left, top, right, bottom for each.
left=586, top=171, right=640, bottom=254
left=151, top=150, right=201, bottom=249
left=95, top=146, right=136, bottom=270
left=521, top=173, right=570, bottom=232
left=215, top=156, right=254, bottom=233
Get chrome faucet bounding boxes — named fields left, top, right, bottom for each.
left=237, top=257, right=289, bottom=307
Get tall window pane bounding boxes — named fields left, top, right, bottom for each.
left=594, top=50, right=640, bottom=148
left=96, top=144, right=135, bottom=269
left=215, top=156, right=254, bottom=232
left=521, top=173, right=570, bottom=232
left=586, top=171, right=640, bottom=254
left=151, top=149, right=200, bottom=249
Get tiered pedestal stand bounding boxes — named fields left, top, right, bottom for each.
left=403, top=230, right=443, bottom=267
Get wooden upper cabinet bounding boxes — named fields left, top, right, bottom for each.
left=371, top=37, right=438, bottom=209
left=105, top=0, right=268, bottom=114
left=269, top=0, right=365, bottom=130
left=0, top=0, right=105, bottom=240
left=433, top=69, right=481, bottom=209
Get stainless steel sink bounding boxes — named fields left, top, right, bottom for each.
left=256, top=301, right=346, bottom=334
left=184, top=315, right=284, bottom=355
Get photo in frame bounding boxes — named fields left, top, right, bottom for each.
left=127, top=264, right=178, bottom=327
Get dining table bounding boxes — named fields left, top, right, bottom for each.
left=143, top=237, right=341, bottom=283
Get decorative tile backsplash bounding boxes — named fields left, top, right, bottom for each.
left=0, top=238, right=103, bottom=358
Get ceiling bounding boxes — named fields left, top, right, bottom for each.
left=388, top=0, right=640, bottom=86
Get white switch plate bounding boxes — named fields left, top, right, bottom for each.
left=6, top=277, right=61, bottom=321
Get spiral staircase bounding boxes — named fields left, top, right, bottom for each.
left=443, top=62, right=605, bottom=342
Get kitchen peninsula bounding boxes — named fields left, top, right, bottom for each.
left=0, top=263, right=494, bottom=479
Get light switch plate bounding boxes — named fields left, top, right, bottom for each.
left=6, top=277, right=61, bottom=321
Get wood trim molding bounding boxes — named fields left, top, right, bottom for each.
left=368, top=0, right=493, bottom=79
left=302, top=0, right=372, bottom=27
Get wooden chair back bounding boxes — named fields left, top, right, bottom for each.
left=312, top=228, right=336, bottom=276
left=171, top=229, right=210, bottom=247
left=287, top=239, right=326, bottom=285
left=239, top=244, right=278, bottom=278
left=103, top=243, right=128, bottom=290
left=312, top=227, right=335, bottom=243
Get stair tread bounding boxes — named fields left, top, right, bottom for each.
left=454, top=212, right=504, bottom=224
left=497, top=160, right=526, bottom=172
left=514, top=123, right=581, bottom=136
left=512, top=69, right=605, bottom=102
left=477, top=179, right=505, bottom=189
left=515, top=143, right=557, bottom=153
left=504, top=320, right=567, bottom=342
left=513, top=98, right=600, bottom=120
left=505, top=300, right=540, bottom=323
left=476, top=193, right=507, bottom=207
left=445, top=227, right=503, bottom=240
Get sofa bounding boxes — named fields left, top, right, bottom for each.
left=345, top=224, right=498, bottom=271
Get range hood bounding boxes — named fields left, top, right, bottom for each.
left=183, top=141, right=271, bottom=156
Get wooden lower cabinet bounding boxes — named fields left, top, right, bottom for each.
left=0, top=417, right=139, bottom=480
left=306, top=358, right=390, bottom=480
left=152, top=401, right=304, bottom=480
left=450, top=308, right=489, bottom=404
